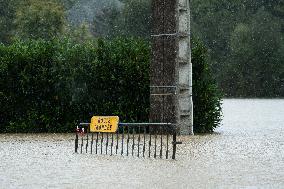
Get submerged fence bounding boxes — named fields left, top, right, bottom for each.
left=75, top=123, right=182, bottom=159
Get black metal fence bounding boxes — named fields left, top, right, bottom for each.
left=75, top=123, right=182, bottom=159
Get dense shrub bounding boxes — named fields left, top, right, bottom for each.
left=192, top=39, right=223, bottom=133
left=0, top=38, right=150, bottom=132
left=0, top=38, right=222, bottom=133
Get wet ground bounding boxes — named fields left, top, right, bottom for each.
left=0, top=99, right=284, bottom=188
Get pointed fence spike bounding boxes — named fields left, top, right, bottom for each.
left=166, top=134, right=169, bottom=159
left=143, top=126, right=146, bottom=158
left=91, top=133, right=94, bottom=154
left=160, top=133, right=163, bottom=158
left=86, top=132, right=89, bottom=153
left=154, top=130, right=157, bottom=158
left=106, top=133, right=109, bottom=155
left=116, top=131, right=119, bottom=154
left=111, top=133, right=113, bottom=156
left=101, top=132, right=103, bottom=154
left=127, top=126, right=130, bottom=156
left=96, top=132, right=98, bottom=154
left=132, top=126, right=135, bottom=156
left=121, top=126, right=124, bottom=155
left=81, top=136, right=83, bottom=154
left=149, top=131, right=152, bottom=158
left=138, top=126, right=141, bottom=157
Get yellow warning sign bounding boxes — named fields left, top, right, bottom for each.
left=90, top=116, right=119, bottom=133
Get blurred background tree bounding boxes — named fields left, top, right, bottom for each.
left=191, top=0, right=284, bottom=97
left=222, top=9, right=284, bottom=97
left=120, top=0, right=151, bottom=37
left=0, top=0, right=18, bottom=44
left=66, top=22, right=93, bottom=43
left=92, top=0, right=151, bottom=38
left=13, top=0, right=66, bottom=40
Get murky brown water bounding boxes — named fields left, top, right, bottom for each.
left=1, top=99, right=284, bottom=189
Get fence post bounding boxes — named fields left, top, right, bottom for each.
left=172, top=132, right=182, bottom=160
left=172, top=133, right=177, bottom=159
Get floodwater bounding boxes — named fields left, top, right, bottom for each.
left=0, top=99, right=284, bottom=189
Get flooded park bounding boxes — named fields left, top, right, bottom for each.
left=0, top=99, right=283, bottom=188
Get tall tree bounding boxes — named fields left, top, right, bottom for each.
left=223, top=9, right=284, bottom=97
left=14, top=0, right=66, bottom=40
left=191, top=0, right=284, bottom=97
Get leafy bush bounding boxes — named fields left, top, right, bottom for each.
left=192, top=39, right=223, bottom=133
left=0, top=38, right=222, bottom=133
left=0, top=38, right=149, bottom=132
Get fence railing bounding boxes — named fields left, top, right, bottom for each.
left=75, top=123, right=182, bottom=159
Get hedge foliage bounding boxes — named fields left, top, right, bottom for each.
left=192, top=39, right=223, bottom=133
left=0, top=38, right=222, bottom=133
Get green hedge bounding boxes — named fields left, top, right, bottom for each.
left=192, top=39, right=223, bottom=133
left=0, top=38, right=222, bottom=133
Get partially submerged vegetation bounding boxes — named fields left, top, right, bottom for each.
left=0, top=0, right=222, bottom=133
left=0, top=38, right=222, bottom=133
